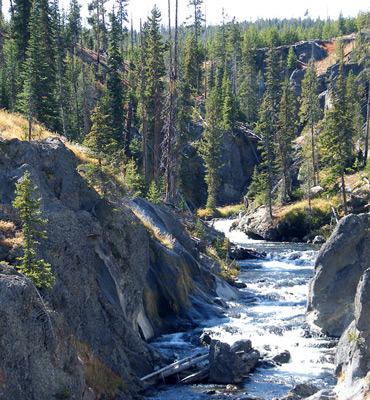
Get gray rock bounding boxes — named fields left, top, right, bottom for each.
left=272, top=350, right=291, bottom=364
left=307, top=214, right=370, bottom=337
left=0, top=264, right=85, bottom=400
left=208, top=339, right=260, bottom=383
left=312, top=235, right=325, bottom=244
left=0, top=138, right=234, bottom=399
left=280, top=383, right=319, bottom=400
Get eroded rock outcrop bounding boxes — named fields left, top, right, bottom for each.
left=307, top=213, right=370, bottom=337
left=0, top=137, right=237, bottom=399
left=307, top=213, right=370, bottom=399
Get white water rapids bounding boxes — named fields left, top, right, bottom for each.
left=146, top=219, right=336, bottom=399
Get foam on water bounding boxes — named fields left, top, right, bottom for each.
left=147, top=219, right=336, bottom=399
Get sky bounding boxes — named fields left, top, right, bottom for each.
left=2, top=0, right=370, bottom=30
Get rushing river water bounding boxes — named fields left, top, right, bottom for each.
left=145, top=219, right=336, bottom=400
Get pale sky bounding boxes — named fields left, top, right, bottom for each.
left=2, top=0, right=370, bottom=30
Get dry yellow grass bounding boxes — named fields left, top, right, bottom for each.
left=0, top=109, right=58, bottom=141
left=1, top=231, right=23, bottom=248
left=0, top=220, right=15, bottom=233
left=131, top=208, right=174, bottom=250
left=0, top=109, right=100, bottom=165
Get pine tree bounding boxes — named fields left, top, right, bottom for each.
left=183, top=33, right=198, bottom=94
left=277, top=78, right=296, bottom=202
left=226, top=17, right=242, bottom=95
left=83, top=105, right=117, bottom=167
left=12, top=170, right=54, bottom=290
left=66, top=0, right=82, bottom=46
left=12, top=0, right=33, bottom=61
left=286, top=46, right=297, bottom=71
left=17, top=0, right=60, bottom=136
left=107, top=10, right=125, bottom=147
left=221, top=66, right=237, bottom=131
left=320, top=65, right=354, bottom=215
left=238, top=29, right=259, bottom=123
left=256, top=94, right=275, bottom=218
left=143, top=6, right=166, bottom=183
left=198, top=89, right=223, bottom=210
left=299, top=59, right=321, bottom=186
left=187, top=0, right=203, bottom=94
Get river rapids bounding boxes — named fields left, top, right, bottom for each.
left=145, top=219, right=336, bottom=399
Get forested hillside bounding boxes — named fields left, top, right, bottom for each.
left=0, top=0, right=370, bottom=225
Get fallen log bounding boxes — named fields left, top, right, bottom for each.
left=140, top=353, right=209, bottom=382
left=179, top=367, right=210, bottom=384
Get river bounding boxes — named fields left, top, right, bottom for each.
left=145, top=219, right=336, bottom=399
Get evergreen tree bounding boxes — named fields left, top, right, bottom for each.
left=226, top=17, right=242, bottom=95
left=12, top=170, right=54, bottom=290
left=12, top=0, right=32, bottom=61
left=238, top=28, right=259, bottom=123
left=183, top=33, right=198, bottom=94
left=277, top=78, right=296, bottom=202
left=256, top=94, right=276, bottom=218
left=286, top=46, right=297, bottom=71
left=83, top=105, right=117, bottom=166
left=66, top=0, right=82, bottom=46
left=299, top=59, right=321, bottom=186
left=17, top=0, right=60, bottom=136
left=107, top=10, right=125, bottom=147
left=187, top=0, right=204, bottom=94
left=143, top=6, right=166, bottom=183
left=199, top=89, right=223, bottom=209
left=221, top=66, right=237, bottom=131
left=320, top=65, right=354, bottom=215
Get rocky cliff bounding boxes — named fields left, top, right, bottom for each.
left=307, top=213, right=370, bottom=399
left=0, top=137, right=237, bottom=399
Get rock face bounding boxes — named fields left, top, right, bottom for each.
left=208, top=339, right=260, bottom=383
left=237, top=206, right=279, bottom=241
left=0, top=264, right=85, bottom=400
left=307, top=214, right=370, bottom=337
left=307, top=213, right=370, bottom=399
left=0, top=137, right=236, bottom=399
left=182, top=129, right=259, bottom=207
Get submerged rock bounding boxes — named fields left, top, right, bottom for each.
left=208, top=339, right=260, bottom=383
left=279, top=383, right=319, bottom=400
left=272, top=350, right=291, bottom=364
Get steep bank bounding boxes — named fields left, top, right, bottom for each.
left=307, top=213, right=370, bottom=399
left=0, top=137, right=237, bottom=399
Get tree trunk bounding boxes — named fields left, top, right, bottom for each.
left=310, top=118, right=317, bottom=186
left=96, top=0, right=100, bottom=63
left=341, top=170, right=347, bottom=215
left=28, top=71, right=32, bottom=141
left=140, top=20, right=149, bottom=184
left=203, top=6, right=207, bottom=99
left=364, top=81, right=370, bottom=164
left=124, top=99, right=133, bottom=157
left=81, top=38, right=90, bottom=137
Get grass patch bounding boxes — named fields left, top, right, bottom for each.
left=276, top=198, right=333, bottom=240
left=71, top=338, right=128, bottom=399
left=131, top=208, right=174, bottom=250
left=0, top=109, right=58, bottom=141
left=0, top=220, right=15, bottom=233
left=216, top=204, right=246, bottom=218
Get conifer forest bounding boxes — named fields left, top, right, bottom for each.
left=0, top=0, right=370, bottom=223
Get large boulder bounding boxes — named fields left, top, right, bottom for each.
left=307, top=213, right=370, bottom=337
left=208, top=339, right=260, bottom=383
left=0, top=264, right=85, bottom=400
left=334, top=268, right=370, bottom=399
